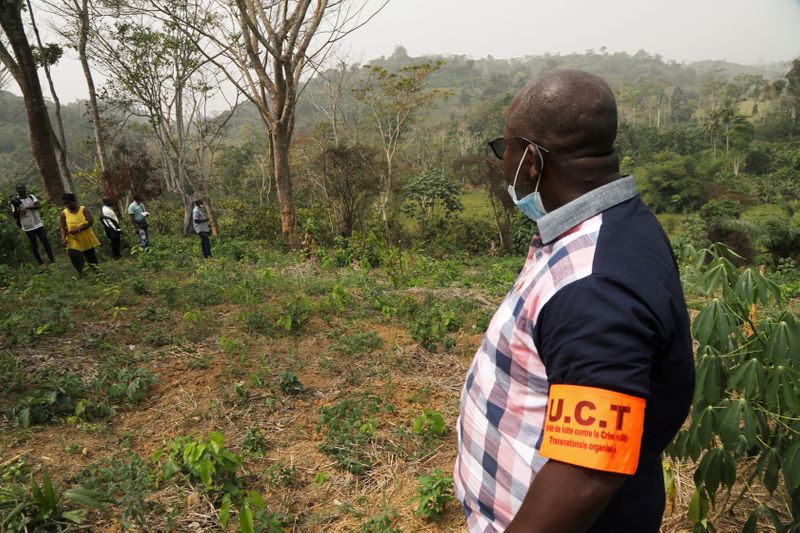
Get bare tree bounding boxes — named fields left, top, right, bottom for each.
left=0, top=0, right=67, bottom=199
left=91, top=8, right=217, bottom=233
left=40, top=0, right=110, bottom=172
left=354, top=61, right=448, bottom=237
left=148, top=0, right=389, bottom=248
left=308, top=58, right=362, bottom=148
left=190, top=72, right=239, bottom=236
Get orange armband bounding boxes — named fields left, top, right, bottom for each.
left=540, top=384, right=646, bottom=475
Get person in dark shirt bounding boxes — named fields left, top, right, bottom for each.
left=455, top=69, right=695, bottom=533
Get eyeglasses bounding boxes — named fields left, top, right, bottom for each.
left=487, top=137, right=550, bottom=162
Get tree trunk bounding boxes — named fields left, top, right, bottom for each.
left=77, top=0, right=108, bottom=173
left=0, top=2, right=65, bottom=200
left=26, top=0, right=74, bottom=195
left=205, top=195, right=219, bottom=237
left=272, top=126, right=300, bottom=249
left=380, top=150, right=393, bottom=239
left=181, top=192, right=193, bottom=235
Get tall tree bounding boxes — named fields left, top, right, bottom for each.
left=150, top=0, right=389, bottom=248
left=92, top=10, right=213, bottom=233
left=0, top=0, right=66, bottom=199
left=26, top=1, right=75, bottom=194
left=42, top=0, right=110, bottom=172
left=354, top=61, right=447, bottom=237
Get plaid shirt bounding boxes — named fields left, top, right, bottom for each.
left=454, top=178, right=640, bottom=532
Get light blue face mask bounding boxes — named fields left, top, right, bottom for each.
left=508, top=145, right=547, bottom=221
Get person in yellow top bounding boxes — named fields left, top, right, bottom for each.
left=59, top=193, right=101, bottom=276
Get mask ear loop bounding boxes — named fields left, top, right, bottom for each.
left=511, top=144, right=531, bottom=192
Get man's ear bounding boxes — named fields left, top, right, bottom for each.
left=527, top=145, right=543, bottom=182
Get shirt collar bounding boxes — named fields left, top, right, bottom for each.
left=536, top=175, right=638, bottom=245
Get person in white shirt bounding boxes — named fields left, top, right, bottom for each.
left=127, top=194, right=150, bottom=248
left=11, top=184, right=55, bottom=265
left=101, top=198, right=122, bottom=259
left=192, top=198, right=212, bottom=259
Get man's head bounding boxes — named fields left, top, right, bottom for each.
left=133, top=194, right=143, bottom=203
left=102, top=197, right=114, bottom=207
left=502, top=69, right=620, bottom=211
left=15, top=184, right=27, bottom=197
left=63, top=193, right=77, bottom=211
left=194, top=198, right=204, bottom=207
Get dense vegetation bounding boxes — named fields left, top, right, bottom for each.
left=2, top=31, right=800, bottom=533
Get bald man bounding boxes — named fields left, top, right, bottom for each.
left=454, top=70, right=694, bottom=533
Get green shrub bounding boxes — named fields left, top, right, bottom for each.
left=279, top=371, right=303, bottom=395
left=78, top=453, right=153, bottom=528
left=317, top=395, right=383, bottom=475
left=362, top=508, right=401, bottom=533
left=412, top=409, right=447, bottom=437
left=670, top=243, right=800, bottom=530
left=152, top=432, right=242, bottom=494
left=0, top=462, right=109, bottom=531
left=276, top=297, right=312, bottom=334
left=412, top=468, right=454, bottom=521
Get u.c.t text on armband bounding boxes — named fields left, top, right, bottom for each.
left=540, top=384, right=646, bottom=475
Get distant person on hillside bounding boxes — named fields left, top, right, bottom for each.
left=11, top=184, right=55, bottom=266
left=455, top=70, right=694, bottom=533
left=60, top=193, right=101, bottom=276
left=127, top=194, right=150, bottom=248
left=100, top=198, right=122, bottom=259
left=192, top=198, right=212, bottom=259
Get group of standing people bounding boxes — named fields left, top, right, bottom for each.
left=10, top=186, right=213, bottom=275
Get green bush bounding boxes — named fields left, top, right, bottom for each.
left=670, top=243, right=800, bottom=531
left=413, top=468, right=454, bottom=521
left=317, top=395, right=384, bottom=475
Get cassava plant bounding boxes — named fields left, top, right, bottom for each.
left=669, top=243, right=800, bottom=532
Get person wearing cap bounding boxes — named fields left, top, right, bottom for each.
left=192, top=198, right=212, bottom=259
left=454, top=70, right=694, bottom=532
left=11, top=183, right=55, bottom=265
left=59, top=193, right=101, bottom=276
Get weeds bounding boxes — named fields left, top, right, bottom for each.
left=317, top=395, right=384, bottom=475
left=0, top=462, right=109, bottom=531
left=78, top=453, right=154, bottom=528
left=413, top=468, right=454, bottom=521
left=333, top=330, right=383, bottom=355
left=279, top=370, right=303, bottom=394
left=276, top=297, right=312, bottom=333
left=241, top=426, right=269, bottom=456
left=412, top=409, right=447, bottom=437
left=362, top=508, right=401, bottom=533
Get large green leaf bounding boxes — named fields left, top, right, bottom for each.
left=727, top=357, right=764, bottom=398
left=688, top=488, right=710, bottom=524
left=63, top=487, right=110, bottom=511
left=783, top=441, right=800, bottom=495
left=219, top=494, right=232, bottom=528
left=716, top=400, right=745, bottom=450
left=690, top=406, right=716, bottom=448
left=239, top=504, right=255, bottom=533
left=764, top=314, right=800, bottom=366
left=694, top=350, right=727, bottom=407
left=693, top=300, right=738, bottom=351
left=734, top=269, right=782, bottom=307
left=196, top=458, right=214, bottom=487
left=757, top=448, right=781, bottom=495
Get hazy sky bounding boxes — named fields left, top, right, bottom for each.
left=9, top=0, right=800, bottom=104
